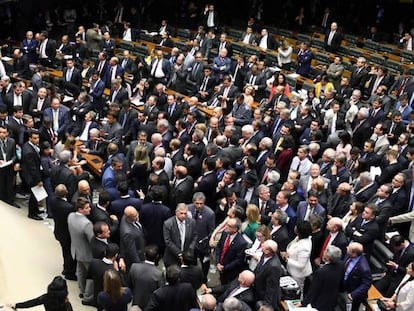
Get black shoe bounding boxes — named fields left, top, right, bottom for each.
left=81, top=300, right=95, bottom=307
left=28, top=215, right=43, bottom=221
left=36, top=210, right=43, bottom=215
left=79, top=293, right=84, bottom=299
left=64, top=274, right=77, bottom=281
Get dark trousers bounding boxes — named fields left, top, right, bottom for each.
left=0, top=166, right=15, bottom=204
left=28, top=192, right=40, bottom=216
left=59, top=240, right=77, bottom=277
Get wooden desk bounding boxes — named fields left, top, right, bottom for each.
left=74, top=141, right=103, bottom=177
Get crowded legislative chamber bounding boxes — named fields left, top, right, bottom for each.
left=1, top=0, right=414, bottom=311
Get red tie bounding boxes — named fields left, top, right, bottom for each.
left=319, top=233, right=331, bottom=259
left=220, top=235, right=231, bottom=264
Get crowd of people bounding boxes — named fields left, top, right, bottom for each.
left=2, top=2, right=414, bottom=311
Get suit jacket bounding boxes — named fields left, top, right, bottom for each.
left=355, top=183, right=378, bottom=203
left=43, top=106, right=70, bottom=137
left=62, top=67, right=82, bottom=96
left=254, top=255, right=282, bottom=309
left=102, top=121, right=123, bottom=145
left=104, top=64, right=125, bottom=87
left=90, top=237, right=108, bottom=259
left=194, top=171, right=217, bottom=208
left=345, top=216, right=380, bottom=256
left=302, top=261, right=345, bottom=311
left=187, top=204, right=215, bottom=253
left=101, top=39, right=115, bottom=58
left=140, top=202, right=171, bottom=252
left=270, top=225, right=290, bottom=252
left=93, top=60, right=109, bottom=79
left=168, top=176, right=194, bottom=208
left=350, top=67, right=369, bottom=91
left=216, top=233, right=247, bottom=283
left=179, top=265, right=204, bottom=291
left=212, top=279, right=255, bottom=308
left=50, top=164, right=77, bottom=200
left=29, top=97, right=51, bottom=121
left=110, top=196, right=142, bottom=221
left=86, top=259, right=113, bottom=306
left=296, top=201, right=326, bottom=221
left=327, top=193, right=354, bottom=218
left=244, top=72, right=266, bottom=101
left=145, top=282, right=198, bottom=311
left=163, top=216, right=198, bottom=266
left=120, top=217, right=146, bottom=268
left=120, top=57, right=137, bottom=74
left=324, top=30, right=342, bottom=52
left=13, top=55, right=30, bottom=79
left=344, top=255, right=372, bottom=300
left=20, top=142, right=42, bottom=187
left=49, top=196, right=75, bottom=245
left=330, top=231, right=349, bottom=258
left=5, top=90, right=33, bottom=114
left=129, top=262, right=165, bottom=308
left=89, top=205, right=119, bottom=236
left=352, top=119, right=372, bottom=149
left=67, top=212, right=94, bottom=262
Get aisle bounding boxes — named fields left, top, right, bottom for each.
left=0, top=200, right=92, bottom=310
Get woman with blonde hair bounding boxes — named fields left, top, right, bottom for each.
left=245, top=225, right=271, bottom=270
left=128, top=144, right=151, bottom=192
left=97, top=270, right=132, bottom=311
left=242, top=204, right=261, bottom=242
left=243, top=84, right=255, bottom=108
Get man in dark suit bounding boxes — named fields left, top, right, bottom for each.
left=43, top=97, right=70, bottom=141
left=376, top=235, right=414, bottom=297
left=120, top=50, right=137, bottom=75
left=101, top=31, right=115, bottom=59
left=168, top=163, right=194, bottom=209
left=104, top=56, right=125, bottom=88
left=327, top=182, right=354, bottom=218
left=90, top=222, right=110, bottom=259
left=254, top=240, right=281, bottom=309
left=140, top=186, right=171, bottom=255
left=354, top=172, right=378, bottom=203
left=300, top=245, right=345, bottom=311
left=345, top=204, right=380, bottom=258
left=118, top=101, right=138, bottom=144
left=93, top=52, right=110, bottom=79
left=193, top=157, right=218, bottom=208
left=204, top=270, right=255, bottom=309
left=62, top=59, right=82, bottom=97
left=216, top=217, right=247, bottom=284
left=129, top=245, right=165, bottom=310
left=109, top=182, right=142, bottom=221
left=296, top=189, right=326, bottom=222
left=37, top=30, right=56, bottom=67
left=145, top=265, right=198, bottom=311
left=5, top=81, right=33, bottom=115
left=269, top=210, right=290, bottom=253
left=86, top=243, right=119, bottom=307
left=257, top=28, right=277, bottom=50
left=231, top=56, right=249, bottom=94
left=119, top=206, right=145, bottom=272
left=163, top=204, right=198, bottom=267
left=324, top=22, right=343, bottom=53
left=366, top=184, right=393, bottom=239
left=150, top=49, right=171, bottom=86
left=12, top=48, right=30, bottom=79
left=88, top=71, right=106, bottom=113
left=49, top=184, right=76, bottom=280
left=251, top=184, right=277, bottom=226
left=187, top=192, right=215, bottom=281
left=89, top=191, right=119, bottom=240
left=0, top=125, right=17, bottom=205
left=20, top=129, right=43, bottom=220
left=50, top=150, right=77, bottom=200
left=244, top=64, right=266, bottom=101
left=178, top=250, right=204, bottom=291
left=343, top=242, right=372, bottom=311
left=21, top=30, right=38, bottom=63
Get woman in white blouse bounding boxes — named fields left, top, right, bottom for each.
left=282, top=221, right=313, bottom=296
left=244, top=225, right=270, bottom=271
left=381, top=261, right=414, bottom=310
left=277, top=40, right=293, bottom=70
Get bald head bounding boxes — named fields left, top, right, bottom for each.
left=55, top=184, right=68, bottom=198
left=238, top=270, right=255, bottom=287
left=201, top=294, right=217, bottom=311
left=263, top=239, right=278, bottom=254
left=124, top=206, right=138, bottom=222
left=327, top=217, right=343, bottom=233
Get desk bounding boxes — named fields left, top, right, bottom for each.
left=74, top=141, right=103, bottom=177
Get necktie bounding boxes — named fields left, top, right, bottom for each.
left=261, top=168, right=269, bottom=183
left=179, top=222, right=185, bottom=250
left=66, top=69, right=72, bottom=82
left=228, top=286, right=241, bottom=297
left=319, top=233, right=331, bottom=259
left=409, top=189, right=414, bottom=211
left=0, top=140, right=6, bottom=160
left=296, top=161, right=301, bottom=171
left=152, top=60, right=159, bottom=76
left=201, top=77, right=208, bottom=91
left=53, top=110, right=59, bottom=132
left=194, top=209, right=200, bottom=221
left=260, top=201, right=266, bottom=213
left=220, top=235, right=231, bottom=264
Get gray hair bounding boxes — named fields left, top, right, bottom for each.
left=192, top=192, right=206, bottom=202
left=260, top=137, right=273, bottom=149
left=359, top=107, right=369, bottom=119
left=223, top=297, right=242, bottom=311
left=323, top=148, right=336, bottom=161
left=59, top=150, right=72, bottom=165
left=267, top=170, right=280, bottom=184
left=325, top=245, right=343, bottom=263
left=359, top=171, right=373, bottom=183
left=273, top=209, right=288, bottom=225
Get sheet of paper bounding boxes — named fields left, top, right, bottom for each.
left=31, top=185, right=48, bottom=202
